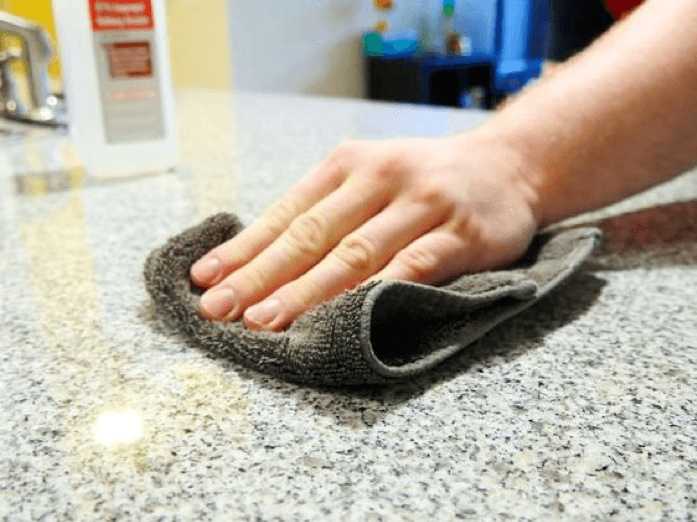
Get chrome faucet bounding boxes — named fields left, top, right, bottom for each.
left=0, top=10, right=66, bottom=125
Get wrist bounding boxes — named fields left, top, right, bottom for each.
left=460, top=125, right=548, bottom=229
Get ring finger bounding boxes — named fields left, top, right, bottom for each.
left=242, top=195, right=451, bottom=330
left=198, top=174, right=393, bottom=321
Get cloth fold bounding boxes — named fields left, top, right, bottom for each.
left=144, top=213, right=601, bottom=385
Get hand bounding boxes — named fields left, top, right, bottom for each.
left=191, top=134, right=542, bottom=331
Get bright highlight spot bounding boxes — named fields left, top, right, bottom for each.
left=93, top=409, right=143, bottom=446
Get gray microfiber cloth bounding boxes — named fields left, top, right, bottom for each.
left=144, top=213, right=601, bottom=385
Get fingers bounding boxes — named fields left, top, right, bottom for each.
left=190, top=134, right=542, bottom=334
left=198, top=173, right=393, bottom=322
left=190, top=145, right=353, bottom=288
left=367, top=228, right=473, bottom=286
left=242, top=196, right=454, bottom=331
left=190, top=197, right=303, bottom=287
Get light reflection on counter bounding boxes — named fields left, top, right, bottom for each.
left=93, top=409, right=144, bottom=447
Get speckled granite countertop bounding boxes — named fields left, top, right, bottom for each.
left=1, top=90, right=696, bottom=521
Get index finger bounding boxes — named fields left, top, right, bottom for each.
left=198, top=173, right=392, bottom=322
left=190, top=146, right=351, bottom=287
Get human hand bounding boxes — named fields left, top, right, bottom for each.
left=191, top=134, right=542, bottom=331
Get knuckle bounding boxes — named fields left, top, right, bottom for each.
left=449, top=210, right=471, bottom=235
left=324, top=140, right=361, bottom=169
left=393, top=246, right=440, bottom=281
left=333, top=140, right=360, bottom=157
left=333, top=234, right=378, bottom=276
left=374, top=155, right=407, bottom=182
left=450, top=210, right=482, bottom=243
left=279, top=276, right=324, bottom=311
left=238, top=263, right=269, bottom=297
left=263, top=197, right=299, bottom=236
left=283, top=212, right=330, bottom=259
left=319, top=140, right=372, bottom=186
left=410, top=180, right=453, bottom=209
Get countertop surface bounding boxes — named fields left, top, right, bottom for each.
left=1, top=89, right=696, bottom=521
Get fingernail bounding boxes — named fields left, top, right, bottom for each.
left=191, top=256, right=221, bottom=284
left=245, top=299, right=281, bottom=327
left=199, top=287, right=236, bottom=319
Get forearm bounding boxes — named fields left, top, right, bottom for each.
left=477, top=0, right=697, bottom=227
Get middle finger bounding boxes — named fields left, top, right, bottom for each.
left=199, top=175, right=393, bottom=321
left=243, top=194, right=451, bottom=330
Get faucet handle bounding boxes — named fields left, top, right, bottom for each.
left=0, top=47, right=24, bottom=63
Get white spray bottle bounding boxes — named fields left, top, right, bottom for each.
left=52, top=0, right=178, bottom=178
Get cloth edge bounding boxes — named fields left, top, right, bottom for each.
left=358, top=227, right=602, bottom=378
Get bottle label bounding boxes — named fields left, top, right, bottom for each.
left=89, top=0, right=165, bottom=144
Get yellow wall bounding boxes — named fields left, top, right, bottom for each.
left=166, top=0, right=233, bottom=88
left=0, top=0, right=232, bottom=90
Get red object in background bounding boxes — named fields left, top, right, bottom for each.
left=89, top=0, right=155, bottom=31
left=604, top=0, right=644, bottom=19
